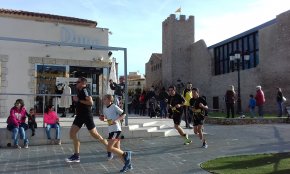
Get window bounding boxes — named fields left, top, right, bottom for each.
left=214, top=32, right=259, bottom=75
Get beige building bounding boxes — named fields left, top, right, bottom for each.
left=145, top=53, right=162, bottom=89
left=127, top=72, right=146, bottom=94
left=146, top=10, right=290, bottom=114
left=0, top=9, right=115, bottom=116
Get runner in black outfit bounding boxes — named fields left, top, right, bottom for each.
left=189, top=88, right=208, bottom=148
left=65, top=77, right=108, bottom=162
left=167, top=86, right=192, bottom=145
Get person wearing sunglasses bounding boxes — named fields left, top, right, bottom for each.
left=65, top=77, right=107, bottom=163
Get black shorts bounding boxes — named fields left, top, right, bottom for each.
left=172, top=111, right=183, bottom=125
left=192, top=115, right=205, bottom=126
left=108, top=131, right=121, bottom=140
left=73, top=110, right=95, bottom=130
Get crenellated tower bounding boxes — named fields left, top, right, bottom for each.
left=162, top=14, right=194, bottom=87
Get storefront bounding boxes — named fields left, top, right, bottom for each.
left=0, top=9, right=117, bottom=117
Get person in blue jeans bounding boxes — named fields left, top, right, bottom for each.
left=248, top=94, right=256, bottom=118
left=6, top=99, right=29, bottom=149
left=44, top=105, right=61, bottom=145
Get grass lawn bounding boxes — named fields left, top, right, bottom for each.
left=201, top=152, right=290, bottom=174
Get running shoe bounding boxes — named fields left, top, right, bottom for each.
left=65, top=154, right=80, bottom=163
left=184, top=139, right=192, bottom=145
left=183, top=134, right=192, bottom=145
left=107, top=152, right=114, bottom=160
left=202, top=142, right=208, bottom=148
left=120, top=163, right=133, bottom=173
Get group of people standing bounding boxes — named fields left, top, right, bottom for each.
left=225, top=85, right=286, bottom=118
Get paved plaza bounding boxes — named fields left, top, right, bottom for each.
left=0, top=118, right=290, bottom=174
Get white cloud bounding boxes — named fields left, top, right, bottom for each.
left=196, top=0, right=290, bottom=46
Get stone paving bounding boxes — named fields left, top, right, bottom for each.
left=1, top=121, right=290, bottom=174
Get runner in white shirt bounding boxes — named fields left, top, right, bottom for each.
left=100, top=94, right=133, bottom=173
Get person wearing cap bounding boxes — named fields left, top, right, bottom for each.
left=255, top=85, right=266, bottom=117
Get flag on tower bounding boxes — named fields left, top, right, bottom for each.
left=175, top=7, right=181, bottom=13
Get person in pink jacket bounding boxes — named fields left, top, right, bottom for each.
left=44, top=105, right=61, bottom=145
left=255, top=85, right=266, bottom=117
left=6, top=99, right=29, bottom=149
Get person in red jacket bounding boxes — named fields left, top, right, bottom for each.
left=255, top=86, right=266, bottom=117
left=6, top=99, right=29, bottom=149
left=44, top=105, right=61, bottom=145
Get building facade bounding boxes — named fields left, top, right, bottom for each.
left=145, top=53, right=162, bottom=89
left=146, top=10, right=290, bottom=114
left=127, top=72, right=146, bottom=94
left=0, top=9, right=114, bottom=117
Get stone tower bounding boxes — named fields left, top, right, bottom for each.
left=162, top=14, right=194, bottom=87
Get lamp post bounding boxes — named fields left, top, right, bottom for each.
left=230, top=50, right=250, bottom=115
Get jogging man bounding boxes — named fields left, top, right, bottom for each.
left=189, top=88, right=208, bottom=148
left=167, top=85, right=192, bottom=145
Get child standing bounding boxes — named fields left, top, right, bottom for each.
left=100, top=94, right=132, bottom=173
left=27, top=108, right=37, bottom=136
left=248, top=94, right=256, bottom=118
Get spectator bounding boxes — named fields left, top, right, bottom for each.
left=248, top=94, right=256, bottom=118
left=158, top=87, right=169, bottom=118
left=255, top=85, right=266, bottom=117
left=109, top=78, right=125, bottom=107
left=139, top=91, right=146, bottom=116
left=225, top=85, right=236, bottom=118
left=132, top=93, right=140, bottom=115
left=27, top=108, right=37, bottom=136
left=44, top=105, right=61, bottom=145
left=182, top=82, right=193, bottom=128
left=6, top=99, right=29, bottom=149
left=276, top=87, right=284, bottom=117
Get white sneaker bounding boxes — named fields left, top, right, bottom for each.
left=107, top=154, right=114, bottom=160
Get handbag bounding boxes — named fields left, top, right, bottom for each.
left=282, top=96, right=287, bottom=102
left=7, top=124, right=15, bottom=131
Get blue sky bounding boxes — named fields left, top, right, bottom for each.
left=1, top=0, right=290, bottom=75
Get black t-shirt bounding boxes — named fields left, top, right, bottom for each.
left=168, top=93, right=185, bottom=112
left=189, top=97, right=207, bottom=115
left=77, top=87, right=92, bottom=111
left=110, top=82, right=125, bottom=96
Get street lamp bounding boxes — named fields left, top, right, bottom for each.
left=230, top=50, right=250, bottom=115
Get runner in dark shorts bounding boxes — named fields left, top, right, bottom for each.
left=167, top=85, right=192, bottom=145
left=189, top=87, right=208, bottom=148
left=65, top=77, right=108, bottom=163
